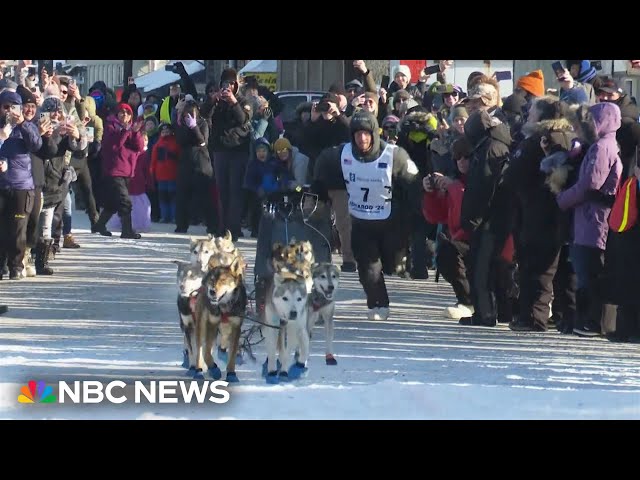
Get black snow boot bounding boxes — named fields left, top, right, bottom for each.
left=93, top=209, right=114, bottom=237
left=120, top=213, right=141, bottom=239
left=35, top=239, right=54, bottom=275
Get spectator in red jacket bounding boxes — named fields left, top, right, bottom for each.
left=150, top=123, right=180, bottom=223
left=422, top=137, right=473, bottom=319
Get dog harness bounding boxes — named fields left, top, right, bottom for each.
left=341, top=143, right=396, bottom=220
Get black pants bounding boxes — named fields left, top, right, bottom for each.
left=552, top=244, right=577, bottom=328
left=176, top=171, right=217, bottom=234
left=467, top=228, right=500, bottom=325
left=88, top=151, right=103, bottom=211
left=52, top=194, right=66, bottom=242
left=213, top=151, right=248, bottom=239
left=608, top=305, right=640, bottom=339
left=102, top=176, right=132, bottom=216
left=351, top=220, right=399, bottom=309
left=437, top=237, right=472, bottom=306
left=245, top=189, right=262, bottom=235
left=0, top=189, right=35, bottom=272
left=147, top=185, right=160, bottom=222
left=407, top=213, right=436, bottom=277
left=26, top=187, right=43, bottom=248
left=72, top=161, right=98, bottom=224
left=518, top=244, right=561, bottom=329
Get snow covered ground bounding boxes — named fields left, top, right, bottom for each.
left=1, top=213, right=639, bottom=420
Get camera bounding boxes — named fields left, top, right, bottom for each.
left=316, top=101, right=331, bottom=113
left=164, top=64, right=178, bottom=73
left=221, top=81, right=231, bottom=90
left=591, top=60, right=603, bottom=71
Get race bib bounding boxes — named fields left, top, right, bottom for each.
left=341, top=143, right=395, bottom=220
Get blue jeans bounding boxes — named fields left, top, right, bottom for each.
left=157, top=180, right=177, bottom=222
left=570, top=244, right=603, bottom=290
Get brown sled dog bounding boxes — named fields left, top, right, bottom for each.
left=192, top=257, right=247, bottom=382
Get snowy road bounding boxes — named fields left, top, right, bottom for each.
left=1, top=213, right=639, bottom=419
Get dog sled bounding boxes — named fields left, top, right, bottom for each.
left=253, top=186, right=333, bottom=281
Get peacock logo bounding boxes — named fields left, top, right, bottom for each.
left=18, top=380, right=56, bottom=404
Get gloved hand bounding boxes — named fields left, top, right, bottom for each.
left=173, top=61, right=187, bottom=76
left=585, top=189, right=616, bottom=208
left=184, top=113, right=197, bottom=129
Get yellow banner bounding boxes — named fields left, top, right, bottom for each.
left=247, top=72, right=277, bottom=92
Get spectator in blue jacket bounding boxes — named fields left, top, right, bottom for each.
left=0, top=91, right=43, bottom=280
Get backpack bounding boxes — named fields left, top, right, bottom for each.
left=609, top=176, right=638, bottom=233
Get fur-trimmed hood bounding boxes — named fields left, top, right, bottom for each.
left=521, top=117, right=574, bottom=137
left=398, top=111, right=437, bottom=133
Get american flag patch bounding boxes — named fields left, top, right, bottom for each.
left=378, top=162, right=387, bottom=169
left=343, top=158, right=352, bottom=165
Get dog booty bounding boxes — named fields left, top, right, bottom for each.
left=186, top=366, right=197, bottom=376
left=266, top=372, right=279, bottom=385
left=226, top=372, right=239, bottom=383
left=278, top=371, right=291, bottom=382
left=325, top=354, right=338, bottom=366
left=288, top=362, right=308, bottom=380
left=193, top=369, right=205, bottom=380
left=208, top=365, right=222, bottom=380
left=262, top=359, right=282, bottom=377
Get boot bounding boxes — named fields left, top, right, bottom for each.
left=93, top=209, right=114, bottom=236
left=35, top=239, right=54, bottom=275
left=90, top=213, right=100, bottom=233
left=120, top=213, right=141, bottom=239
left=63, top=234, right=81, bottom=249
left=51, top=237, right=61, bottom=255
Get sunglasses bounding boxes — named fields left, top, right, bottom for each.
left=276, top=148, right=290, bottom=154
left=443, top=92, right=458, bottom=98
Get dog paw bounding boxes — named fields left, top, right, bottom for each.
left=288, top=362, right=308, bottom=380
left=262, top=359, right=282, bottom=377
left=226, top=372, right=239, bottom=383
left=266, top=372, right=279, bottom=385
left=181, top=350, right=190, bottom=369
left=208, top=365, right=222, bottom=380
left=325, top=354, right=337, bottom=366
left=235, top=353, right=244, bottom=366
left=193, top=369, right=205, bottom=380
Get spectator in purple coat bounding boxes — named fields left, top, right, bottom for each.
left=92, top=103, right=145, bottom=239
left=556, top=102, right=623, bottom=337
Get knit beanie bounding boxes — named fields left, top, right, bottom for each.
left=273, top=137, right=292, bottom=152
left=517, top=70, right=545, bottom=97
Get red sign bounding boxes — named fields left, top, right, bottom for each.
left=399, top=60, right=427, bottom=81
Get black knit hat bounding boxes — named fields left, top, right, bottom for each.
left=16, top=85, right=36, bottom=105
left=350, top=110, right=380, bottom=154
